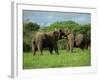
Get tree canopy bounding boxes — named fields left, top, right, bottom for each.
left=23, top=22, right=40, bottom=52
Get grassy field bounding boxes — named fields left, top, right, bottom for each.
left=23, top=49, right=91, bottom=69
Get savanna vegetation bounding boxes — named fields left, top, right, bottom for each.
left=23, top=20, right=90, bottom=52
left=23, top=20, right=91, bottom=69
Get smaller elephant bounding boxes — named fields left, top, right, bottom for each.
left=32, top=30, right=60, bottom=55
left=74, top=32, right=90, bottom=50
left=59, top=29, right=74, bottom=52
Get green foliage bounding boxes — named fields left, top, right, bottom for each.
left=23, top=22, right=40, bottom=32
left=58, top=39, right=66, bottom=49
left=73, top=24, right=91, bottom=34
left=45, top=21, right=80, bottom=31
left=23, top=49, right=90, bottom=69
left=23, top=22, right=40, bottom=52
left=39, top=21, right=90, bottom=50
left=41, top=21, right=90, bottom=35
left=23, top=20, right=91, bottom=52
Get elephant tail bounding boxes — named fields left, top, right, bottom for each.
left=31, top=39, right=36, bottom=47
left=32, top=40, right=36, bottom=45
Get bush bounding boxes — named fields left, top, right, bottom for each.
left=23, top=21, right=40, bottom=52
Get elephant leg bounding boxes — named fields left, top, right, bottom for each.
left=37, top=43, right=43, bottom=55
left=69, top=45, right=73, bottom=53
left=88, top=44, right=91, bottom=51
left=69, top=41, right=74, bottom=53
left=80, top=45, right=84, bottom=51
left=66, top=42, right=70, bottom=52
left=32, top=41, right=36, bottom=55
left=85, top=44, right=88, bottom=49
left=54, top=44, right=59, bottom=55
left=33, top=47, right=36, bottom=55
left=49, top=46, right=53, bottom=55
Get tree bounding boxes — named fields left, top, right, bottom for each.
left=44, top=20, right=80, bottom=31
left=23, top=21, right=40, bottom=52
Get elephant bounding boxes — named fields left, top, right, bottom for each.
left=87, top=30, right=91, bottom=49
left=74, top=32, right=90, bottom=50
left=31, top=30, right=60, bottom=55
left=59, top=29, right=75, bottom=52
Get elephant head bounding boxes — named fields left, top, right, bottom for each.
left=58, top=28, right=74, bottom=52
left=59, top=28, right=72, bottom=39
left=53, top=29, right=60, bottom=41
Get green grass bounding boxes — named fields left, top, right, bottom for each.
left=23, top=49, right=91, bottom=69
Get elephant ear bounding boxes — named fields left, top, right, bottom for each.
left=59, top=29, right=67, bottom=39
left=53, top=30, right=60, bottom=40
left=65, top=29, right=72, bottom=35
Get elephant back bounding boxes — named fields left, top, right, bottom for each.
left=34, top=32, right=46, bottom=42
left=75, top=33, right=84, bottom=46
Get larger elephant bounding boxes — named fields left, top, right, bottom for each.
left=32, top=30, right=60, bottom=55
left=59, top=29, right=75, bottom=52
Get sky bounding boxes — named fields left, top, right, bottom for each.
left=23, top=10, right=91, bottom=27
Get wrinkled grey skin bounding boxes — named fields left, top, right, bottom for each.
left=32, top=30, right=60, bottom=55
left=59, top=29, right=75, bottom=52
left=74, top=32, right=90, bottom=50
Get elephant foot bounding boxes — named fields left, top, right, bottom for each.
left=70, top=50, right=73, bottom=53
left=33, top=53, right=36, bottom=56
left=50, top=53, right=53, bottom=55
